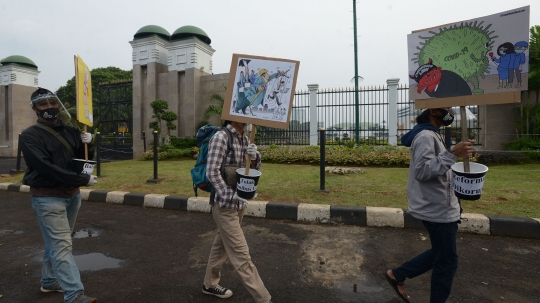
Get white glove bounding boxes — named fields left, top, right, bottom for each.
left=246, top=143, right=258, bottom=158
left=86, top=175, right=97, bottom=186
left=81, top=132, right=92, bottom=144
left=233, top=193, right=249, bottom=210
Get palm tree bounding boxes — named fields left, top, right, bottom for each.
left=203, top=84, right=226, bottom=122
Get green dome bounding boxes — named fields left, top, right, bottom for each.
left=134, top=25, right=170, bottom=41
left=171, top=25, right=211, bottom=44
left=0, top=55, right=37, bottom=70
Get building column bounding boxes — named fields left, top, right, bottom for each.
left=386, top=78, right=399, bottom=146
left=308, top=84, right=319, bottom=146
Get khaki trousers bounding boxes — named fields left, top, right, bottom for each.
left=204, top=204, right=271, bottom=303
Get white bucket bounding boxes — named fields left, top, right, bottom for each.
left=451, top=162, right=489, bottom=200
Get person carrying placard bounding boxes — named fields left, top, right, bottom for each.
left=384, top=107, right=473, bottom=303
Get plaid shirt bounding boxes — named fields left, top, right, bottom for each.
left=207, top=124, right=261, bottom=210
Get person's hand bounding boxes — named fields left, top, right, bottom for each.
left=233, top=193, right=249, bottom=210
left=451, top=140, right=474, bottom=158
left=258, top=86, right=264, bottom=92
left=86, top=175, right=97, bottom=186
left=247, top=143, right=258, bottom=158
left=81, top=132, right=92, bottom=144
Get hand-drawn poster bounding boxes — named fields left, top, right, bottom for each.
left=222, top=54, right=299, bottom=129
left=408, top=6, right=529, bottom=102
left=74, top=55, right=93, bottom=126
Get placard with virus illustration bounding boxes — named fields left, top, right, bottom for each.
left=407, top=6, right=529, bottom=108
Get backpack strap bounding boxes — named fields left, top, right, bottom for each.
left=221, top=126, right=235, bottom=164
left=34, top=123, right=75, bottom=158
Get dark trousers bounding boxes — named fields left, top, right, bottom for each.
left=393, top=220, right=459, bottom=303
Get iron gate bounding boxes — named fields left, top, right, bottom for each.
left=97, top=80, right=133, bottom=160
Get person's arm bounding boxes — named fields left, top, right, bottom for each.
left=20, top=130, right=90, bottom=187
left=206, top=131, right=234, bottom=203
left=411, top=133, right=457, bottom=182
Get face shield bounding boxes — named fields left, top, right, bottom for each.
left=30, top=93, right=72, bottom=125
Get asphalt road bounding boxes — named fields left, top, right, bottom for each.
left=1, top=190, right=539, bottom=303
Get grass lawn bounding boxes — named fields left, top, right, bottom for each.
left=2, top=160, right=539, bottom=218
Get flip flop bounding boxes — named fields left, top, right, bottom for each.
left=384, top=271, right=411, bottom=303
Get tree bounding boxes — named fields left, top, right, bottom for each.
left=56, top=66, right=132, bottom=108
left=529, top=25, right=540, bottom=93
left=149, top=99, right=177, bottom=145
left=203, top=84, right=226, bottom=122
left=55, top=66, right=132, bottom=132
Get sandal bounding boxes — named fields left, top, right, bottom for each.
left=384, top=271, right=411, bottom=303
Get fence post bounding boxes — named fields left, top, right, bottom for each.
left=142, top=131, right=146, bottom=152
left=386, top=78, right=400, bottom=146
left=147, top=131, right=163, bottom=184
left=308, top=84, right=319, bottom=146
left=96, top=132, right=101, bottom=177
left=316, top=128, right=329, bottom=193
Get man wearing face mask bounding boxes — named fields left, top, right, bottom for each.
left=20, top=87, right=98, bottom=303
left=384, top=107, right=473, bottom=303
left=201, top=120, right=273, bottom=303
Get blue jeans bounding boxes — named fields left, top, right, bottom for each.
left=392, top=220, right=458, bottom=303
left=31, top=194, right=84, bottom=303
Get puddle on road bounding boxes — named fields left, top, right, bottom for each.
left=0, top=230, right=24, bottom=235
left=72, top=228, right=102, bottom=238
left=73, top=253, right=123, bottom=271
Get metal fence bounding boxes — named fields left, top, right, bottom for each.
left=258, top=85, right=480, bottom=146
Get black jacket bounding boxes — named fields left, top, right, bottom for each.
left=21, top=120, right=94, bottom=188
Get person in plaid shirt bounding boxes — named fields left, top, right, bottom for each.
left=202, top=121, right=273, bottom=303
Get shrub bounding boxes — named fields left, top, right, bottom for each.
left=170, top=137, right=198, bottom=149
left=259, top=145, right=411, bottom=167
left=141, top=148, right=193, bottom=161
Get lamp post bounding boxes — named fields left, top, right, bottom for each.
left=353, top=0, right=360, bottom=144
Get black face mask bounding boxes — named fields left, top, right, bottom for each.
left=434, top=109, right=454, bottom=126
left=36, top=108, right=60, bottom=121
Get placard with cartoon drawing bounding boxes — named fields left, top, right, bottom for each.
left=407, top=6, right=529, bottom=102
left=222, top=54, right=299, bottom=129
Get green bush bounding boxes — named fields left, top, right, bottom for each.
left=259, top=145, right=411, bottom=167
left=141, top=148, right=193, bottom=161
left=502, top=136, right=540, bottom=150
left=170, top=137, right=198, bottom=149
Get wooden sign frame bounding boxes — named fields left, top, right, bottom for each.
left=222, top=53, right=300, bottom=129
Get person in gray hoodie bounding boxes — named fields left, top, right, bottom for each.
left=384, top=107, right=473, bottom=303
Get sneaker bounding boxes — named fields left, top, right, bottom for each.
left=72, top=293, right=97, bottom=303
left=202, top=284, right=233, bottom=299
left=40, top=281, right=63, bottom=293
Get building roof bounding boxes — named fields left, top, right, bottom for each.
left=0, top=55, right=38, bottom=70
left=134, top=25, right=171, bottom=41
left=171, top=25, right=211, bottom=44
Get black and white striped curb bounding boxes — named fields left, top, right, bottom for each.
left=2, top=182, right=539, bottom=240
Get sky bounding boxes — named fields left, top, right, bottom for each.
left=0, top=1, right=538, bottom=93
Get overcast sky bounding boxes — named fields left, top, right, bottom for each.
left=1, top=1, right=538, bottom=93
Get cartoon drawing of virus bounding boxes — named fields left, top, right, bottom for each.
left=412, top=21, right=499, bottom=94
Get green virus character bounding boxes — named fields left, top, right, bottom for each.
left=412, top=21, right=499, bottom=94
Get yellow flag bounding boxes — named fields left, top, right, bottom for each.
left=74, top=55, right=93, bottom=126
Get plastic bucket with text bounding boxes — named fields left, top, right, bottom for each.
left=235, top=168, right=261, bottom=200
left=73, top=159, right=96, bottom=175
left=451, top=162, right=488, bottom=200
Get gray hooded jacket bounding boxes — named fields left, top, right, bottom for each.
left=407, top=130, right=460, bottom=223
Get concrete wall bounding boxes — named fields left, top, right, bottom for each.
left=479, top=90, right=540, bottom=150
left=0, top=84, right=37, bottom=157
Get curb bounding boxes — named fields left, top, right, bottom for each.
left=2, top=183, right=539, bottom=239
